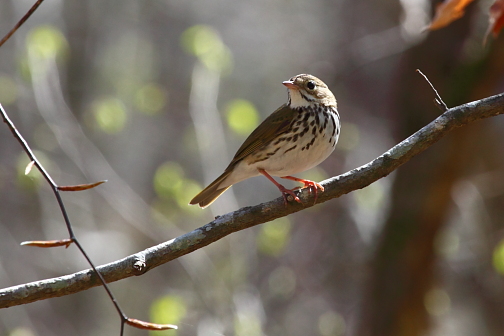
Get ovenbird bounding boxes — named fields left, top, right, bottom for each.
left=190, top=74, right=340, bottom=208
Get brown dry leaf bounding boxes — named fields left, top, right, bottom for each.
left=126, top=318, right=178, bottom=330
left=21, top=239, right=73, bottom=248
left=427, top=0, right=476, bottom=30
left=24, top=161, right=35, bottom=175
left=486, top=0, right=504, bottom=39
left=58, top=180, right=107, bottom=191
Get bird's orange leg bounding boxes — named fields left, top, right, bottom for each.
left=258, top=169, right=302, bottom=205
left=281, top=176, right=324, bottom=204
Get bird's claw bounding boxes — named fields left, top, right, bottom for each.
left=300, top=180, right=324, bottom=204
left=280, top=176, right=324, bottom=205
left=278, top=185, right=302, bottom=205
left=280, top=180, right=324, bottom=205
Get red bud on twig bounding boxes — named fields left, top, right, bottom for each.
left=24, top=161, right=35, bottom=175
left=58, top=180, right=107, bottom=191
left=21, top=239, right=73, bottom=248
left=126, top=318, right=178, bottom=330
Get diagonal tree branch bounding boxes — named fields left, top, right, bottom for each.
left=1, top=92, right=503, bottom=309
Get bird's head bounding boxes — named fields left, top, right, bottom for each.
left=283, top=74, right=336, bottom=109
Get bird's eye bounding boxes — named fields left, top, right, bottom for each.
left=306, top=81, right=316, bottom=90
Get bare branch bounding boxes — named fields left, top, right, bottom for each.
left=1, top=104, right=132, bottom=330
left=416, top=69, right=449, bottom=111
left=0, top=0, right=45, bottom=48
left=1, top=92, right=503, bottom=309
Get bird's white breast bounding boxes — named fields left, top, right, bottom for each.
left=220, top=106, right=340, bottom=188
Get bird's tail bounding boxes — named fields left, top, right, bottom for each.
left=189, top=170, right=232, bottom=208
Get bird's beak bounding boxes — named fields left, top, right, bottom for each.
left=282, top=80, right=298, bottom=90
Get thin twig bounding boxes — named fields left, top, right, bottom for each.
left=0, top=0, right=177, bottom=333
left=416, top=69, right=449, bottom=111
left=0, top=0, right=45, bottom=48
left=0, top=104, right=130, bottom=331
left=1, top=92, right=503, bottom=309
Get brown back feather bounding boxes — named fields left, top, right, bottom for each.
left=226, top=104, right=296, bottom=168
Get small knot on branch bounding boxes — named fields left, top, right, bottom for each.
left=132, top=255, right=147, bottom=275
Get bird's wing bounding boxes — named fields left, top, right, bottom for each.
left=227, top=103, right=296, bottom=167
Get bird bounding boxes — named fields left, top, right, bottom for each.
left=190, top=74, right=340, bottom=208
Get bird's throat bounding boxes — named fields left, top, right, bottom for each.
left=288, top=90, right=314, bottom=108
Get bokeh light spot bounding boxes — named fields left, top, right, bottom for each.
left=268, top=266, right=296, bottom=298
left=353, top=181, right=385, bottom=210
left=153, top=162, right=201, bottom=213
left=135, top=83, right=168, bottom=115
left=150, top=295, right=186, bottom=335
left=226, top=99, right=260, bottom=136
left=0, top=75, right=18, bottom=105
left=318, top=311, right=346, bottom=336
left=153, top=162, right=184, bottom=200
left=257, top=218, right=291, bottom=256
left=181, top=25, right=233, bottom=73
left=492, top=239, right=504, bottom=275
left=8, top=327, right=36, bottom=336
left=234, top=314, right=262, bottom=336
left=26, top=25, right=68, bottom=60
left=424, top=288, right=451, bottom=316
left=338, top=122, right=360, bottom=151
left=92, top=97, right=127, bottom=133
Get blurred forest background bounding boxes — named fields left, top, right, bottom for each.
left=0, top=0, right=504, bottom=335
